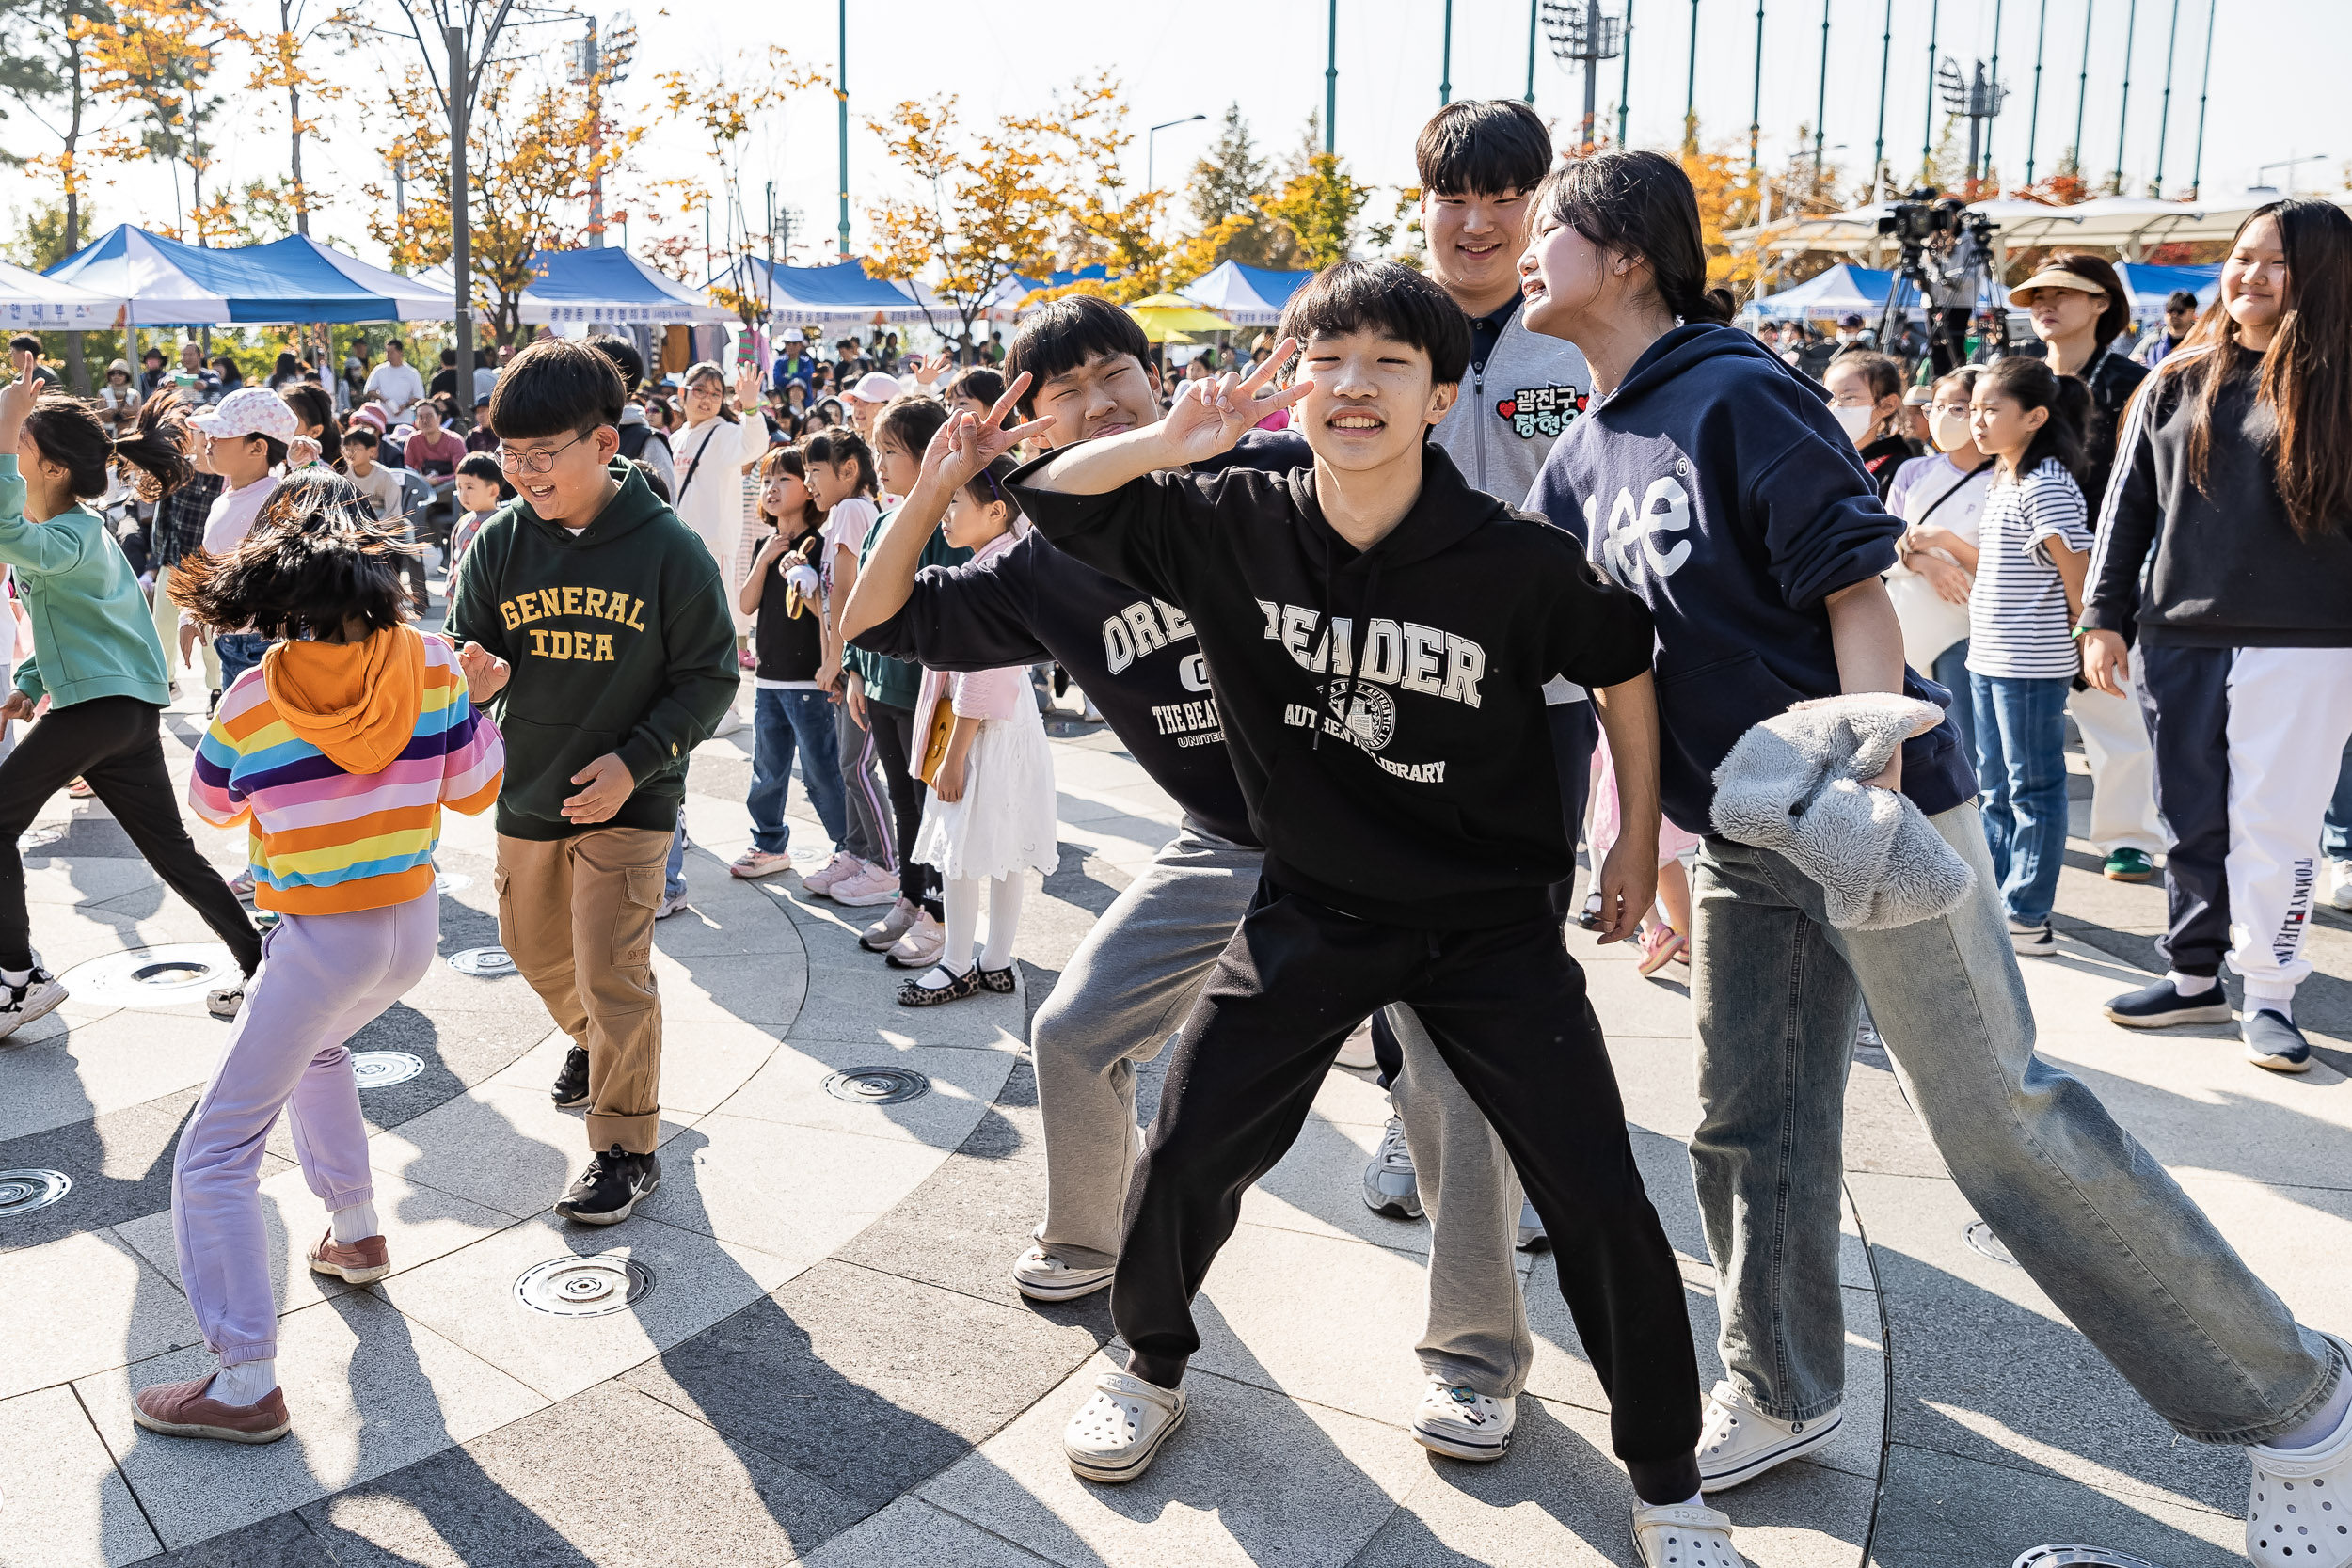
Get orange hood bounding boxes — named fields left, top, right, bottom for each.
left=261, top=625, right=425, bottom=776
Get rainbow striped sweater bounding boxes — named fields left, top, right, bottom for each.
left=190, top=628, right=504, bottom=914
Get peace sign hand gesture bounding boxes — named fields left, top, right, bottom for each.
left=918, top=371, right=1053, bottom=495
left=0, top=349, right=39, bottom=458
left=1157, top=338, right=1311, bottom=466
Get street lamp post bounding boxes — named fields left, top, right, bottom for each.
left=2257, top=154, right=2329, bottom=196
left=1327, top=0, right=1339, bottom=150
left=1146, top=115, right=1207, bottom=214
left=2185, top=0, right=2216, bottom=198
left=836, top=0, right=850, bottom=261
left=1441, top=0, right=1454, bottom=104
left=2024, top=0, right=2048, bottom=184
left=2150, top=0, right=2182, bottom=196
left=1921, top=0, right=1940, bottom=182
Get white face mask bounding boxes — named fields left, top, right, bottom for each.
left=1930, top=411, right=1974, bottom=453
left=1830, top=404, right=1876, bottom=443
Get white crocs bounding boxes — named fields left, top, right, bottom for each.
left=1411, top=1379, right=1516, bottom=1461
left=1698, top=1378, right=1840, bottom=1490
left=2247, top=1334, right=2352, bottom=1568
left=1063, top=1370, right=1187, bottom=1483
left=1631, top=1499, right=1741, bottom=1567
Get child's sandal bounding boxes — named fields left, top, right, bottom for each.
left=977, top=964, right=1016, bottom=994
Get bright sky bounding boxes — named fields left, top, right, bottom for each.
left=6, top=0, right=2342, bottom=275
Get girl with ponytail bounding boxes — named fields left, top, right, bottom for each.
left=0, top=354, right=263, bottom=1037
left=1513, top=151, right=2343, bottom=1542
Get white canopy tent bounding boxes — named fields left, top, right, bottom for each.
left=0, top=259, right=125, bottom=329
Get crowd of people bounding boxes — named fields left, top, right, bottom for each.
left=0, top=91, right=2346, bottom=1568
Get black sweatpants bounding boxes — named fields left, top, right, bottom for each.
left=2137, top=643, right=2232, bottom=976
left=1115, top=879, right=1702, bottom=1500
left=0, top=696, right=262, bottom=975
left=866, top=700, right=940, bottom=920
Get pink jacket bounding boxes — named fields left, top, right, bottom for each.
left=913, top=531, right=1028, bottom=737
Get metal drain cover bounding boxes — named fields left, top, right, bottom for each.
left=56, top=943, right=237, bottom=1008
left=1963, top=1220, right=2019, bottom=1266
left=823, top=1067, right=930, bottom=1105
left=435, top=871, right=474, bottom=895
left=514, top=1254, right=653, bottom=1317
left=0, top=1168, right=72, bottom=1217
left=2013, top=1547, right=2165, bottom=1568
left=351, top=1052, right=426, bottom=1088
left=448, top=946, right=516, bottom=977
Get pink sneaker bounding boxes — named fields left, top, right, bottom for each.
left=829, top=863, right=902, bottom=908
left=1636, top=923, right=1688, bottom=977
left=801, top=851, right=861, bottom=895
left=132, top=1373, right=291, bottom=1444
left=730, top=848, right=793, bottom=879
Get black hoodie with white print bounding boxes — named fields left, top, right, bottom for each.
left=1009, top=442, right=1654, bottom=931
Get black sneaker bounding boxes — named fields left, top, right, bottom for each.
left=550, top=1045, right=590, bottom=1108
left=0, top=968, right=68, bottom=1039
left=553, top=1144, right=660, bottom=1225
left=2242, top=1010, right=2313, bottom=1074
left=2104, top=977, right=2233, bottom=1028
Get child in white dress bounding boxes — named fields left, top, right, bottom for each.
left=899, top=457, right=1057, bottom=1005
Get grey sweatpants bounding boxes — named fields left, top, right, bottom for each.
left=1031, top=822, right=1534, bottom=1396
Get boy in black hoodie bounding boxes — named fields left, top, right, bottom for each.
left=1009, top=262, right=1730, bottom=1557
left=449, top=340, right=737, bottom=1225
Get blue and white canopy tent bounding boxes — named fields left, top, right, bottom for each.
left=47, top=226, right=445, bottom=324
left=1179, top=261, right=1313, bottom=327
left=729, top=257, right=930, bottom=328
left=1743, top=264, right=1920, bottom=322
left=0, top=259, right=125, bottom=330
left=514, top=249, right=732, bottom=325
left=2113, top=262, right=2221, bottom=325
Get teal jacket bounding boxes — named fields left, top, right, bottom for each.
left=0, top=455, right=171, bottom=708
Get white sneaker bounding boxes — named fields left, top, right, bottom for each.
left=1333, top=1015, right=1378, bottom=1069
left=653, top=892, right=690, bottom=920
left=1063, top=1370, right=1187, bottom=1483
left=205, top=979, right=246, bottom=1019
left=2009, top=918, right=2057, bottom=957
left=1011, top=1244, right=1114, bottom=1302
left=2246, top=1333, right=2352, bottom=1568
left=884, top=911, right=946, bottom=970
left=1631, top=1499, right=1741, bottom=1567
left=2330, top=860, right=2352, bottom=913
left=1516, top=1196, right=1549, bottom=1252
left=0, top=968, right=67, bottom=1039
left=1410, top=1379, right=1515, bottom=1461
left=1360, top=1114, right=1422, bottom=1219
left=830, top=863, right=902, bottom=908
left=1697, top=1379, right=1841, bottom=1490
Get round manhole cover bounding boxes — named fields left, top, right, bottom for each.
left=1963, top=1220, right=2019, bottom=1266
left=0, top=1169, right=72, bottom=1217
left=2013, top=1547, right=2165, bottom=1568
left=351, top=1052, right=426, bottom=1088
left=514, top=1254, right=653, bottom=1317
left=435, top=871, right=473, bottom=895
left=448, top=946, right=516, bottom=977
left=823, top=1067, right=930, bottom=1105
left=56, top=943, right=237, bottom=1008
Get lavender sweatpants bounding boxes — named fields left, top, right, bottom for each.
left=172, top=890, right=439, bottom=1366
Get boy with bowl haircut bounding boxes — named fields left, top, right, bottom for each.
left=1005, top=262, right=1718, bottom=1545
left=446, top=339, right=736, bottom=1225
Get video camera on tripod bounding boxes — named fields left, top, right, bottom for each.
left=1875, top=189, right=2001, bottom=374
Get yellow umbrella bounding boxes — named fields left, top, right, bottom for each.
left=1125, top=293, right=1234, bottom=342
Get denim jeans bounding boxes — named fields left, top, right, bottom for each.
left=1970, top=672, right=2072, bottom=926
left=664, top=810, right=687, bottom=901
left=1929, top=638, right=1974, bottom=766
left=1691, top=802, right=2336, bottom=1444
left=749, top=687, right=847, bottom=854
left=214, top=632, right=271, bottom=689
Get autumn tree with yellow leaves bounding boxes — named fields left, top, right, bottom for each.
left=652, top=46, right=826, bottom=334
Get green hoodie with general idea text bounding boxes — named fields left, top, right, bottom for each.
left=446, top=459, right=736, bottom=840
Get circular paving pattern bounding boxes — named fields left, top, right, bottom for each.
left=0, top=1168, right=72, bottom=1217
left=512, top=1254, right=655, bottom=1318
left=2011, top=1547, right=2166, bottom=1568
left=822, top=1066, right=931, bottom=1106
left=434, top=871, right=474, bottom=895
left=447, top=945, right=516, bottom=977
left=351, top=1051, right=427, bottom=1088
left=1962, top=1219, right=2020, bottom=1267
left=56, top=942, right=239, bottom=1008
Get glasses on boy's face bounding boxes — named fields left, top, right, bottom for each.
left=498, top=431, right=589, bottom=474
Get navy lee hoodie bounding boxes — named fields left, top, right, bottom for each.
left=1524, top=323, right=1974, bottom=837
left=1011, top=443, right=1654, bottom=930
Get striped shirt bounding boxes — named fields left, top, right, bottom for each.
left=190, top=632, right=504, bottom=913
left=1965, top=457, right=2094, bottom=680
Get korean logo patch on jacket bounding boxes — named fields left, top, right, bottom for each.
left=1497, top=384, right=1589, bottom=439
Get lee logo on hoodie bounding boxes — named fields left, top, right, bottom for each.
left=1497, top=384, right=1589, bottom=439
left=1586, top=472, right=1694, bottom=586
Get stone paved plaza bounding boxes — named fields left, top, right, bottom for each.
left=3, top=667, right=2347, bottom=1568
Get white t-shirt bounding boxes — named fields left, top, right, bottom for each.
left=1965, top=458, right=2094, bottom=681
left=364, top=360, right=426, bottom=416
left=346, top=463, right=404, bottom=523
left=670, top=416, right=766, bottom=562
left=182, top=474, right=282, bottom=633
left=819, top=498, right=879, bottom=604
left=1883, top=452, right=1994, bottom=669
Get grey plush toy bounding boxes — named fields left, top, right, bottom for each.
left=1709, top=692, right=1976, bottom=930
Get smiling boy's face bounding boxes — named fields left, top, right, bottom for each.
left=1031, top=353, right=1158, bottom=449
left=1294, top=329, right=1455, bottom=473
left=500, top=424, right=620, bottom=524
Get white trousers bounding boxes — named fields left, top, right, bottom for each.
left=2067, top=665, right=2165, bottom=857
left=2224, top=647, right=2352, bottom=1002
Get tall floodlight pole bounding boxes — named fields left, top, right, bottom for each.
left=1987, top=0, right=2005, bottom=185
left=1327, top=0, right=1340, bottom=149
left=2073, top=0, right=2095, bottom=174
left=835, top=0, right=850, bottom=260
left=1921, top=0, right=1940, bottom=182
left=2114, top=0, right=2138, bottom=191
left=1871, top=0, right=1893, bottom=198
left=448, top=23, right=469, bottom=422
left=1527, top=0, right=1540, bottom=103
left=1441, top=0, right=1454, bottom=103
left=2186, top=0, right=2215, bottom=197
left=1812, top=0, right=1830, bottom=180
left=2149, top=0, right=2181, bottom=195
left=1617, top=0, right=1634, bottom=144
left=1747, top=0, right=1765, bottom=177
left=2024, top=0, right=2048, bottom=182
left=1684, top=0, right=1700, bottom=153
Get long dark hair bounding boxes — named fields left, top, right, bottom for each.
left=281, top=383, right=340, bottom=467
left=1982, top=355, right=2090, bottom=482
left=2155, top=198, right=2352, bottom=539
left=1531, top=150, right=1736, bottom=325
left=22, top=388, right=193, bottom=503
left=168, top=471, right=415, bottom=641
